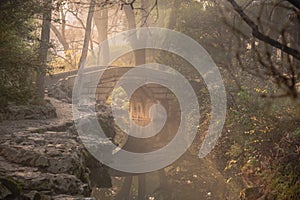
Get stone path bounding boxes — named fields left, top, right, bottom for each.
left=0, top=97, right=73, bottom=134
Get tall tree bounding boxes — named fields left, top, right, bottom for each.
left=78, top=0, right=96, bottom=69
left=36, top=0, right=53, bottom=98
left=94, top=6, right=110, bottom=65
left=123, top=0, right=150, bottom=66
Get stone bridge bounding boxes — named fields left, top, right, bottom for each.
left=45, top=66, right=209, bottom=159
left=46, top=66, right=184, bottom=130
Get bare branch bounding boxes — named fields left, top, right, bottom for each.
left=227, top=0, right=300, bottom=60
left=50, top=24, right=69, bottom=51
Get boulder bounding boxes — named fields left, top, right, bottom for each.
left=0, top=123, right=112, bottom=199
left=48, top=78, right=72, bottom=103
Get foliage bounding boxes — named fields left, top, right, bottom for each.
left=156, top=1, right=300, bottom=198
left=226, top=0, right=300, bottom=111
left=206, top=2, right=300, bottom=194
left=0, top=0, right=40, bottom=105
left=220, top=82, right=300, bottom=199
left=156, top=1, right=237, bottom=80
left=176, top=1, right=233, bottom=63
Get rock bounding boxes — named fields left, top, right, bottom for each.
left=0, top=177, right=21, bottom=199
left=48, top=78, right=72, bottom=103
left=0, top=125, right=112, bottom=199
left=0, top=102, right=120, bottom=199
left=23, top=191, right=41, bottom=200
left=0, top=101, right=57, bottom=121
left=35, top=156, right=49, bottom=167
left=0, top=126, right=8, bottom=135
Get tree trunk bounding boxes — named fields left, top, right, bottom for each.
left=123, top=4, right=146, bottom=65
left=168, top=0, right=181, bottom=30
left=36, top=0, right=52, bottom=98
left=78, top=0, right=96, bottom=69
left=94, top=7, right=109, bottom=65
left=118, top=4, right=149, bottom=200
left=50, top=24, right=69, bottom=51
left=137, top=174, right=146, bottom=200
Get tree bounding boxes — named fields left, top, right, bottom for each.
left=123, top=3, right=143, bottom=65
left=50, top=0, right=95, bottom=71
left=0, top=0, right=40, bottom=104
left=114, top=2, right=163, bottom=200
left=78, top=0, right=96, bottom=69
left=226, top=0, right=300, bottom=110
left=94, top=6, right=110, bottom=65
left=36, top=0, right=53, bottom=98
left=122, top=0, right=159, bottom=65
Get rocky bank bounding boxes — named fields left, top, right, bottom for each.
left=0, top=98, right=114, bottom=200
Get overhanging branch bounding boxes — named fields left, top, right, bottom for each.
left=227, top=0, right=300, bottom=60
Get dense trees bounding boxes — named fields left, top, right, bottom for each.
left=0, top=0, right=126, bottom=103
left=36, top=0, right=53, bottom=98
left=0, top=0, right=40, bottom=104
